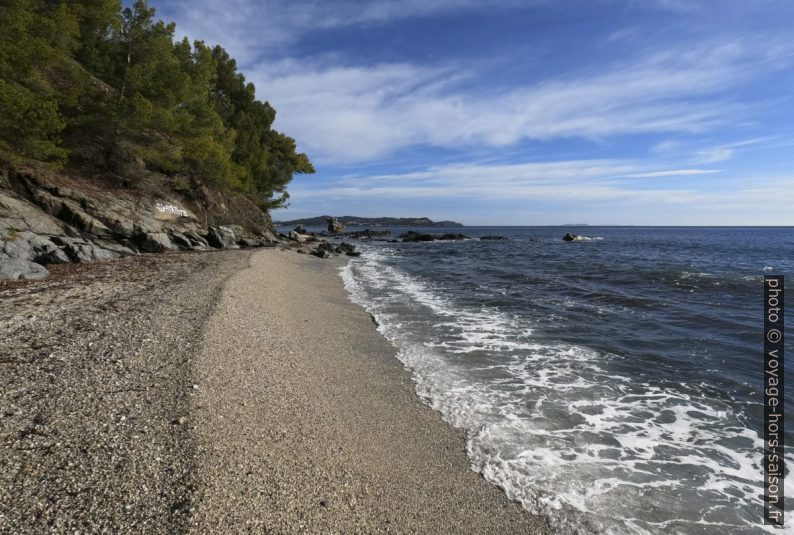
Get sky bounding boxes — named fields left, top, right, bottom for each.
left=153, top=0, right=794, bottom=225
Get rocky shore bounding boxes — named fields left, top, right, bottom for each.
left=1, top=248, right=551, bottom=534
left=0, top=168, right=277, bottom=282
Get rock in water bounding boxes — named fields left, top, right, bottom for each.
left=311, top=249, right=332, bottom=259
left=563, top=233, right=583, bottom=241
left=0, top=259, right=49, bottom=281
left=399, top=231, right=468, bottom=242
left=327, top=217, right=345, bottom=234
left=288, top=231, right=308, bottom=243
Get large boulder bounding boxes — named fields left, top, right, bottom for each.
left=50, top=237, right=116, bottom=262
left=288, top=230, right=309, bottom=243
left=183, top=231, right=211, bottom=250
left=168, top=232, right=195, bottom=251
left=0, top=259, right=49, bottom=281
left=205, top=226, right=237, bottom=249
left=238, top=238, right=262, bottom=248
left=137, top=232, right=179, bottom=253
left=327, top=217, right=344, bottom=234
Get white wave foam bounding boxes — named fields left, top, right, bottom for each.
left=339, top=248, right=791, bottom=535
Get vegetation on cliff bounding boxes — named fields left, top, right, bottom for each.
left=0, top=0, right=314, bottom=209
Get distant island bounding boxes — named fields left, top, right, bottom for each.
left=275, top=216, right=464, bottom=227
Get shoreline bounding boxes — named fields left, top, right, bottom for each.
left=189, top=248, right=550, bottom=533
left=1, top=248, right=550, bottom=533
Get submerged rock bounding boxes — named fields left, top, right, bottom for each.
left=399, top=231, right=468, bottom=242
left=480, top=235, right=509, bottom=240
left=346, top=228, right=391, bottom=239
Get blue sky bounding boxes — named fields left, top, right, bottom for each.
left=154, top=0, right=794, bottom=225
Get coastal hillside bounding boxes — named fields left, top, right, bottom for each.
left=0, top=0, right=313, bottom=279
left=275, top=215, right=464, bottom=227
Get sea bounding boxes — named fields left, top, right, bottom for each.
left=288, top=225, right=794, bottom=534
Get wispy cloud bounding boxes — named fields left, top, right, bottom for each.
left=619, top=169, right=721, bottom=178
left=293, top=159, right=701, bottom=203
left=654, top=136, right=778, bottom=163
left=287, top=160, right=794, bottom=224
left=162, top=0, right=535, bottom=62
left=250, top=41, right=788, bottom=164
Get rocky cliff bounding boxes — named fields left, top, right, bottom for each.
left=0, top=167, right=278, bottom=281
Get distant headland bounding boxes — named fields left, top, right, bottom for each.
left=274, top=216, right=464, bottom=227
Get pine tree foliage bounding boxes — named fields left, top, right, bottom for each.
left=0, top=0, right=314, bottom=207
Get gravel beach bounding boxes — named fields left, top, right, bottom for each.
left=1, top=248, right=551, bottom=534
left=0, top=250, right=251, bottom=533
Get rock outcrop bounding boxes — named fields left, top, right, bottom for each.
left=327, top=217, right=345, bottom=234
left=563, top=233, right=583, bottom=242
left=0, top=169, right=279, bottom=281
left=0, top=259, right=49, bottom=281
left=399, top=231, right=468, bottom=242
left=346, top=228, right=392, bottom=239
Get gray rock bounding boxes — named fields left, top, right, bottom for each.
left=238, top=238, right=261, bottom=248
left=138, top=233, right=179, bottom=253
left=51, top=237, right=117, bottom=262
left=0, top=259, right=49, bottom=281
left=205, top=226, right=237, bottom=249
left=34, top=247, right=72, bottom=265
left=0, top=190, right=69, bottom=236
left=311, top=249, right=332, bottom=259
left=288, top=230, right=308, bottom=243
left=327, top=217, right=344, bottom=234
left=1, top=231, right=68, bottom=264
left=92, top=240, right=138, bottom=257
left=168, top=232, right=194, bottom=251
left=184, top=231, right=210, bottom=250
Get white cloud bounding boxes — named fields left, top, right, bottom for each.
left=692, top=147, right=735, bottom=163
left=163, top=0, right=535, bottom=62
left=248, top=41, right=786, bottom=164
left=292, top=159, right=702, bottom=203
left=619, top=169, right=721, bottom=178
left=284, top=159, right=794, bottom=224
left=654, top=136, right=777, bottom=163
